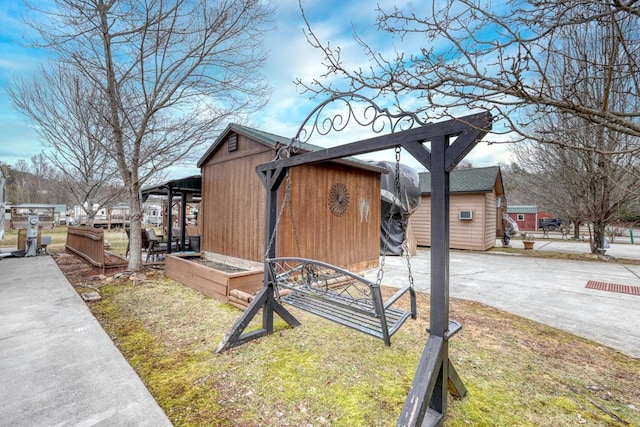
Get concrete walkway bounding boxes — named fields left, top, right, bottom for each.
left=0, top=256, right=172, bottom=426
left=370, top=239, right=640, bottom=358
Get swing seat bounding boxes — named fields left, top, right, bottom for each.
left=268, top=257, right=416, bottom=346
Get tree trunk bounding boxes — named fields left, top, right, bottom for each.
left=86, top=213, right=95, bottom=228
left=591, top=222, right=606, bottom=254
left=126, top=187, right=144, bottom=272
left=572, top=220, right=581, bottom=240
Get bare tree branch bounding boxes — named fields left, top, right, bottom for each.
left=20, top=0, right=275, bottom=270
left=298, top=0, right=640, bottom=155
left=8, top=64, right=125, bottom=224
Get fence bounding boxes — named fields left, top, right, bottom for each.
left=65, top=226, right=127, bottom=273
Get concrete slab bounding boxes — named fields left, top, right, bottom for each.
left=367, top=247, right=640, bottom=358
left=0, top=256, right=172, bottom=426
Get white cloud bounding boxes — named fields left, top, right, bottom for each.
left=0, top=0, right=514, bottom=173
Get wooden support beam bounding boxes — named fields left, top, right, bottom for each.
left=256, top=112, right=491, bottom=173
left=215, top=285, right=300, bottom=353
left=397, top=336, right=445, bottom=426
left=216, top=98, right=492, bottom=427
left=215, top=165, right=301, bottom=353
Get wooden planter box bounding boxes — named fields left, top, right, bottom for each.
left=165, top=252, right=263, bottom=303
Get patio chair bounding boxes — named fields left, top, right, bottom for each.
left=145, top=228, right=177, bottom=262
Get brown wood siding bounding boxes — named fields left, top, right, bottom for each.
left=200, top=134, right=273, bottom=262
left=200, top=132, right=381, bottom=271
left=411, top=192, right=497, bottom=250
left=277, top=163, right=381, bottom=271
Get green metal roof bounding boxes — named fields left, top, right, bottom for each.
left=419, top=166, right=502, bottom=194
left=197, top=123, right=386, bottom=173
left=507, top=205, right=538, bottom=214
left=141, top=175, right=202, bottom=201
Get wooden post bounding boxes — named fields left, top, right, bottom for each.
left=215, top=100, right=491, bottom=427
left=215, top=166, right=300, bottom=353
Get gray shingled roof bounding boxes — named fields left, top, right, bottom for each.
left=419, top=166, right=501, bottom=194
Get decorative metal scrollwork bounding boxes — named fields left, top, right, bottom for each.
left=284, top=94, right=426, bottom=155
left=328, top=183, right=350, bottom=217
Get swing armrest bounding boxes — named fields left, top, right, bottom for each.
left=383, top=285, right=413, bottom=310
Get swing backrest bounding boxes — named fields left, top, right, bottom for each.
left=267, top=257, right=416, bottom=346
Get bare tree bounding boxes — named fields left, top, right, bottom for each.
left=298, top=0, right=640, bottom=155
left=513, top=122, right=640, bottom=251
left=22, top=0, right=274, bottom=270
left=9, top=65, right=124, bottom=226
left=511, top=3, right=640, bottom=253
left=499, top=162, right=531, bottom=206
left=8, top=160, right=37, bottom=204
left=28, top=154, right=62, bottom=205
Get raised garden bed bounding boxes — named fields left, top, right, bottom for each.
left=165, top=252, right=263, bottom=303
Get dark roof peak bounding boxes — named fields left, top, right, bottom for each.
left=419, top=166, right=502, bottom=194
left=197, top=122, right=386, bottom=173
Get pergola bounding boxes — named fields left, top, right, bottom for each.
left=141, top=175, right=201, bottom=252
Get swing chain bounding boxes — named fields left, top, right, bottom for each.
left=264, top=171, right=292, bottom=259
left=289, top=177, right=302, bottom=256
left=396, top=158, right=415, bottom=289
left=393, top=147, right=415, bottom=289
left=264, top=170, right=302, bottom=260
left=376, top=146, right=415, bottom=289
left=376, top=146, right=402, bottom=287
left=403, top=232, right=415, bottom=288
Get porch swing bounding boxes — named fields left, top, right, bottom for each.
left=214, top=94, right=493, bottom=427
left=264, top=147, right=417, bottom=346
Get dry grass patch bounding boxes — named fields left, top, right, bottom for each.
left=54, top=253, right=640, bottom=427
left=488, top=245, right=640, bottom=265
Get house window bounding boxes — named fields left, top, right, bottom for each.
left=517, top=214, right=525, bottom=221
left=228, top=134, right=238, bottom=152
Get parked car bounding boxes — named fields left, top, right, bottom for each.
left=538, top=218, right=563, bottom=230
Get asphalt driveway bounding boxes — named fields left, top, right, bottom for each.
left=369, top=240, right=640, bottom=358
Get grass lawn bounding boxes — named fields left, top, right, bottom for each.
left=3, top=227, right=639, bottom=426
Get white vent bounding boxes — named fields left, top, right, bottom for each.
left=459, top=210, right=473, bottom=220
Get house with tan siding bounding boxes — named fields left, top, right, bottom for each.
left=411, top=166, right=505, bottom=251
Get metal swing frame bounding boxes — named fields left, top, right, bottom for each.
left=215, top=94, right=492, bottom=427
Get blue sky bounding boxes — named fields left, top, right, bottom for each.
left=0, top=0, right=512, bottom=176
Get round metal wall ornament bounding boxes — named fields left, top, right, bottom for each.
left=328, top=183, right=350, bottom=217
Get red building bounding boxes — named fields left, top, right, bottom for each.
left=506, top=205, right=538, bottom=231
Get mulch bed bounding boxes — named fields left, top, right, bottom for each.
left=189, top=258, right=247, bottom=273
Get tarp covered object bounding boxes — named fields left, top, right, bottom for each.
left=377, top=161, right=421, bottom=255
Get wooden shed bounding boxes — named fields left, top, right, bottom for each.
left=196, top=124, right=385, bottom=272
left=410, top=166, right=505, bottom=251
left=507, top=205, right=538, bottom=231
